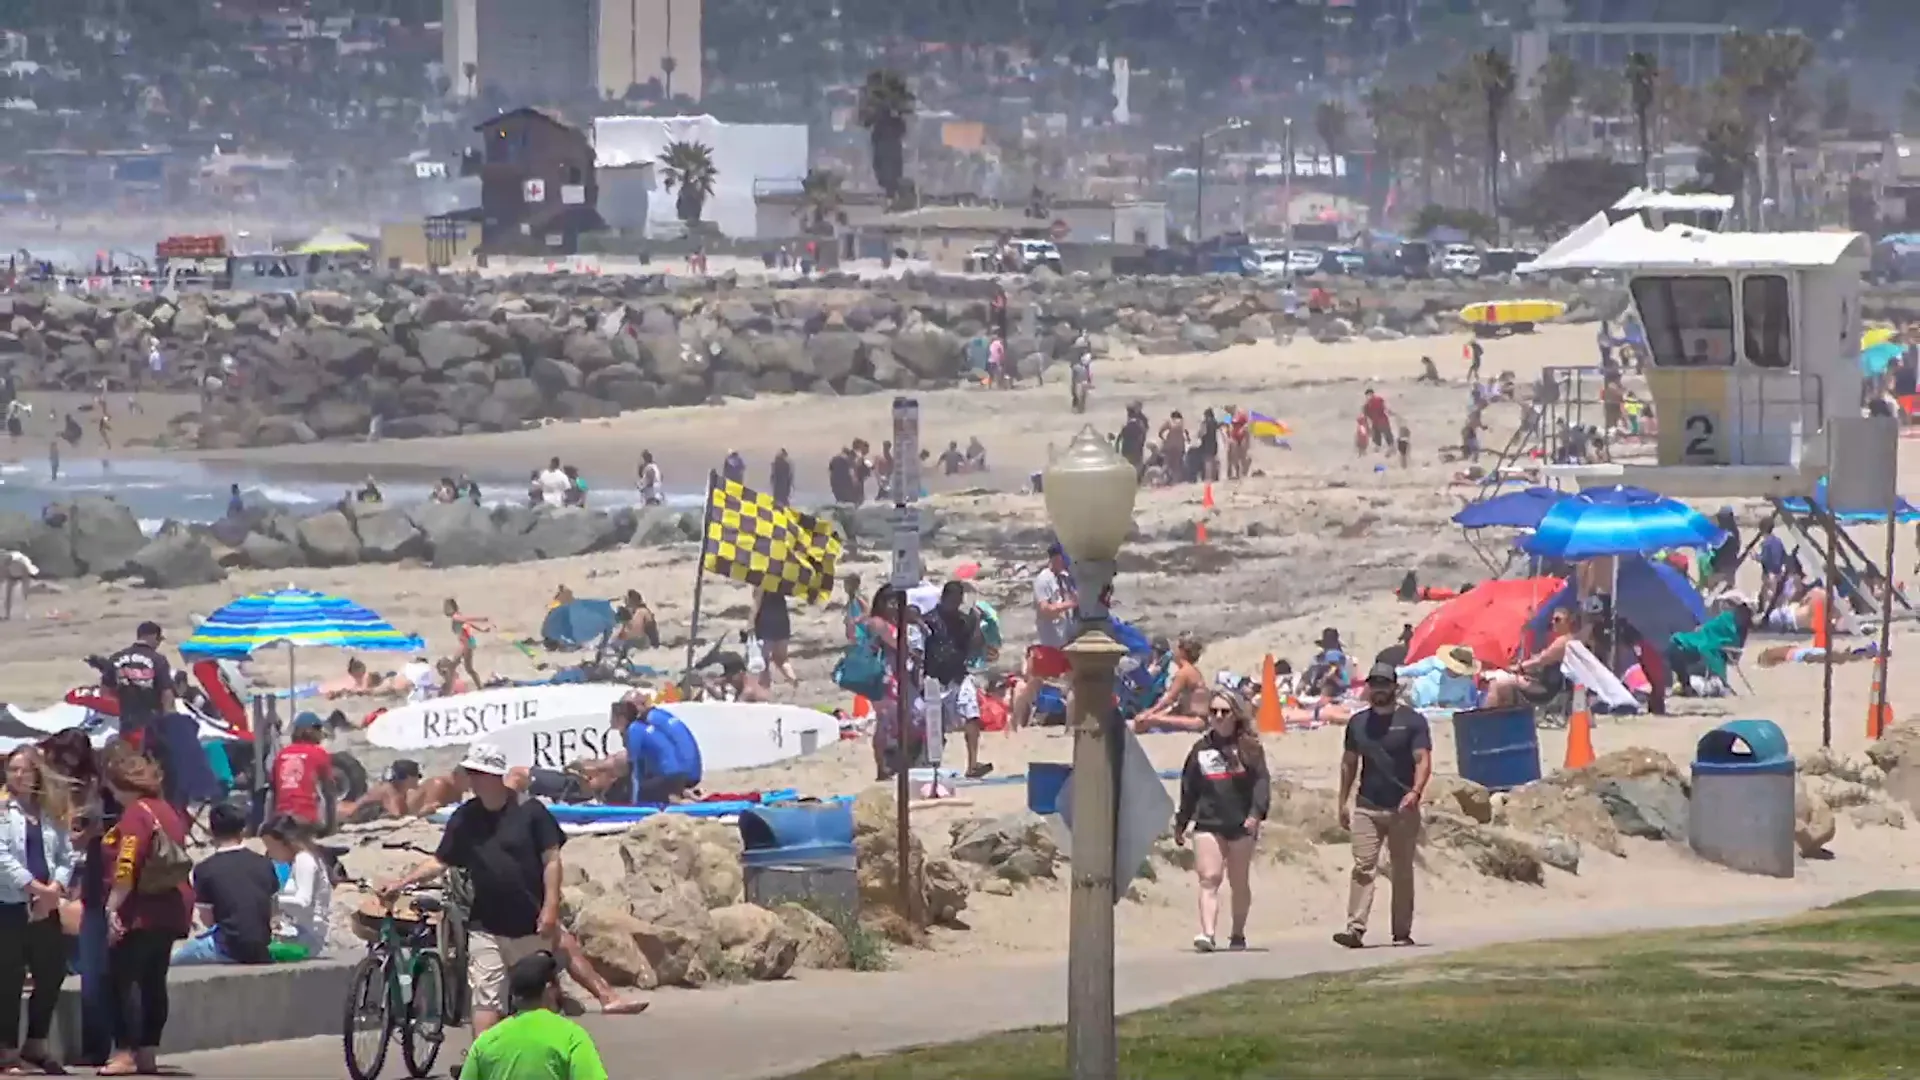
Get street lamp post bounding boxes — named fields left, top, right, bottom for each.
left=1043, top=426, right=1139, bottom=1080
left=1192, top=118, right=1247, bottom=246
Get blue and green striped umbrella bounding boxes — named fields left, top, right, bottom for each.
left=179, top=588, right=423, bottom=659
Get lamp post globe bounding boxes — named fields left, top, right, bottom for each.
left=1043, top=425, right=1137, bottom=563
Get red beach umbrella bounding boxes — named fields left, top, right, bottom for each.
left=1406, top=577, right=1565, bottom=670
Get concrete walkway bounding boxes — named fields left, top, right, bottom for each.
left=166, top=890, right=1867, bottom=1079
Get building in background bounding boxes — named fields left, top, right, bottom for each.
left=1514, top=21, right=1733, bottom=94
left=443, top=0, right=597, bottom=103
left=596, top=0, right=703, bottom=102
left=464, top=108, right=603, bottom=254
left=442, top=0, right=477, bottom=96
left=593, top=114, right=803, bottom=236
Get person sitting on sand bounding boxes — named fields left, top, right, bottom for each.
left=434, top=657, right=474, bottom=698
left=338, top=759, right=427, bottom=824
left=1396, top=645, right=1481, bottom=711
left=1302, top=629, right=1352, bottom=698
left=611, top=590, right=661, bottom=652
left=1483, top=608, right=1581, bottom=708
left=1134, top=635, right=1210, bottom=733
left=549, top=585, right=575, bottom=610
left=1756, top=584, right=1835, bottom=634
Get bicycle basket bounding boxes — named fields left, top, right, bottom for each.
left=350, top=895, right=442, bottom=944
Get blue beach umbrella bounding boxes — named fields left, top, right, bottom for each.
left=1522, top=488, right=1725, bottom=559
left=180, top=588, right=424, bottom=659
left=541, top=599, right=617, bottom=648
left=1452, top=486, right=1566, bottom=530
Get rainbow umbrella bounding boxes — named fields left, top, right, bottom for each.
left=1248, top=412, right=1292, bottom=444
left=180, top=588, right=423, bottom=658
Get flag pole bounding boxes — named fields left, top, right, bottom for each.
left=685, top=471, right=718, bottom=680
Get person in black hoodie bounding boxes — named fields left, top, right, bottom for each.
left=1172, top=691, right=1270, bottom=953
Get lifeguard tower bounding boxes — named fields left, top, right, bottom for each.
left=1524, top=208, right=1871, bottom=500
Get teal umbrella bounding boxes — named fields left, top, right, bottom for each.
left=1861, top=341, right=1904, bottom=377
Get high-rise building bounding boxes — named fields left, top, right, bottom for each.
left=595, top=0, right=703, bottom=103
left=1514, top=21, right=1734, bottom=94
left=443, top=0, right=477, bottom=95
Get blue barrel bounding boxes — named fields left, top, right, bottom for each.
left=737, top=803, right=855, bottom=868
left=1027, top=763, right=1073, bottom=815
left=1035, top=685, right=1067, bottom=720
left=1690, top=719, right=1796, bottom=878
left=1451, top=705, right=1542, bottom=791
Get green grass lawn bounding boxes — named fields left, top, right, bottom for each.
left=785, top=892, right=1920, bottom=1080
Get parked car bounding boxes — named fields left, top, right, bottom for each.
left=1480, top=248, right=1541, bottom=276
left=1249, top=248, right=1292, bottom=278
left=1437, top=243, right=1482, bottom=277
left=1286, top=248, right=1324, bottom=275
left=1319, top=248, right=1367, bottom=276
left=1016, top=239, right=1064, bottom=273
left=964, top=245, right=1000, bottom=273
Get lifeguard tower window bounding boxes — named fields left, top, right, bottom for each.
left=1631, top=276, right=1734, bottom=367
left=1741, top=275, right=1792, bottom=369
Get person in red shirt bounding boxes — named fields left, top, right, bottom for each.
left=101, top=746, right=192, bottom=1077
left=1361, top=389, right=1393, bottom=454
left=269, top=712, right=336, bottom=829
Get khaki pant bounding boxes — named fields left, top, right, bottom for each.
left=1346, top=804, right=1420, bottom=939
left=467, top=929, right=547, bottom=1016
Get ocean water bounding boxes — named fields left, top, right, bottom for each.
left=0, top=456, right=709, bottom=533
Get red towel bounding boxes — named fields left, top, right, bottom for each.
left=698, top=790, right=762, bottom=804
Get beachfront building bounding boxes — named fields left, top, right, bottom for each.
left=593, top=114, right=805, bottom=238
left=461, top=108, right=605, bottom=255
left=444, top=0, right=703, bottom=103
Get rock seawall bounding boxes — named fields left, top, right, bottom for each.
left=0, top=270, right=1629, bottom=450
left=2, top=495, right=941, bottom=590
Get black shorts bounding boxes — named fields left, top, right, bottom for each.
left=635, top=774, right=695, bottom=805
left=1196, top=822, right=1251, bottom=842
left=754, top=601, right=791, bottom=643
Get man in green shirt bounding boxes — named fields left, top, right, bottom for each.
left=462, top=951, right=609, bottom=1080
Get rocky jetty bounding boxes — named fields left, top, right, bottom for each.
left=0, top=494, right=941, bottom=589
left=0, top=269, right=1628, bottom=450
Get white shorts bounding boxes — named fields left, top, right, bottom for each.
left=937, top=676, right=980, bottom=733
left=467, top=929, right=548, bottom=1016
left=1765, top=607, right=1800, bottom=632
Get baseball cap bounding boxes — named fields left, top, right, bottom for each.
left=1047, top=541, right=1066, bottom=558
left=387, top=759, right=422, bottom=783
left=506, top=950, right=561, bottom=1001
left=136, top=620, right=164, bottom=640
left=1365, top=662, right=1398, bottom=687
left=459, top=743, right=510, bottom=776
left=291, top=711, right=324, bottom=731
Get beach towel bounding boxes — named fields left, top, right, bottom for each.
left=1559, top=641, right=1636, bottom=711
left=1667, top=610, right=1742, bottom=682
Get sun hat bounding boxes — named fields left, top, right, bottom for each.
left=1316, top=627, right=1342, bottom=648
left=459, top=743, right=510, bottom=776
left=1439, top=645, right=1479, bottom=677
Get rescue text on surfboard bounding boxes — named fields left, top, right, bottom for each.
left=418, top=697, right=540, bottom=742
left=526, top=725, right=616, bottom=770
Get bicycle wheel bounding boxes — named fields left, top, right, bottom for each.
left=401, top=951, right=446, bottom=1079
left=343, top=955, right=394, bottom=1080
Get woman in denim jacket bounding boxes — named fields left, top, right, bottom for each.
left=0, top=745, right=76, bottom=1073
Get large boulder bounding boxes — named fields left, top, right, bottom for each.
left=853, top=788, right=968, bottom=942
left=773, top=903, right=851, bottom=970
left=353, top=507, right=427, bottom=563
left=117, top=534, right=226, bottom=589
left=1420, top=810, right=1548, bottom=884
left=805, top=332, right=864, bottom=384
left=1795, top=778, right=1836, bottom=856
left=709, top=903, right=800, bottom=981
left=0, top=511, right=76, bottom=580
left=948, top=813, right=1060, bottom=883
left=295, top=510, right=362, bottom=567
left=61, top=496, right=146, bottom=576
left=407, top=501, right=509, bottom=568
left=889, top=326, right=962, bottom=379
left=230, top=531, right=306, bottom=571
left=414, top=325, right=488, bottom=372
left=1866, top=719, right=1920, bottom=815
left=379, top=414, right=456, bottom=443
left=571, top=900, right=660, bottom=989
left=619, top=815, right=744, bottom=911
left=306, top=398, right=373, bottom=440
left=515, top=508, right=622, bottom=560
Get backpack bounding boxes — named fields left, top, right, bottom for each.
left=136, top=803, right=194, bottom=895
left=832, top=623, right=889, bottom=699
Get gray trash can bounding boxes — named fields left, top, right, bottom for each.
left=1689, top=719, right=1796, bottom=878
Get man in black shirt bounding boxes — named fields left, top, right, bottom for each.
left=175, top=804, right=279, bottom=965
left=770, top=448, right=794, bottom=506
left=1334, top=663, right=1431, bottom=949
left=380, top=743, right=565, bottom=1037
left=827, top=448, right=857, bottom=504
left=1193, top=407, right=1222, bottom=482
left=108, top=621, right=174, bottom=752
left=1117, top=403, right=1148, bottom=477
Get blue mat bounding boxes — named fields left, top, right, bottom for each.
left=429, top=788, right=828, bottom=825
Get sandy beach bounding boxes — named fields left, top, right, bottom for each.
left=4, top=319, right=1919, bottom=968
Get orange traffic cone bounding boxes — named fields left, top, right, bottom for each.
left=1195, top=520, right=1209, bottom=545
left=1202, top=483, right=1215, bottom=510
left=1867, top=671, right=1892, bottom=740
left=1257, top=654, right=1285, bottom=734
left=1811, top=591, right=1830, bottom=650
left=852, top=694, right=873, bottom=719
left=1563, top=685, right=1595, bottom=769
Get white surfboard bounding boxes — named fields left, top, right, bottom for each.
left=0, top=703, right=98, bottom=738
left=364, top=683, right=630, bottom=751
left=474, top=700, right=838, bottom=774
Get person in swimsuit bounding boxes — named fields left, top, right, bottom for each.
left=1134, top=636, right=1210, bottom=732
left=1484, top=608, right=1581, bottom=708
left=1159, top=412, right=1190, bottom=484
left=441, top=599, right=491, bottom=690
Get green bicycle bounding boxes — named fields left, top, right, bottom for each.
left=342, top=885, right=457, bottom=1080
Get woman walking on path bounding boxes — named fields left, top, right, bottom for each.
left=1172, top=691, right=1269, bottom=952
left=0, top=746, right=75, bottom=1074
left=100, top=750, right=192, bottom=1077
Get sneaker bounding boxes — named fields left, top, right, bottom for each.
left=1332, top=930, right=1364, bottom=949
left=1227, top=935, right=1247, bottom=951
left=1192, top=934, right=1216, bottom=953
left=1392, top=934, right=1418, bottom=947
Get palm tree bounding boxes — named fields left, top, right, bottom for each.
left=799, top=168, right=845, bottom=235
left=661, top=56, right=678, bottom=100
left=1471, top=48, right=1517, bottom=233
left=1313, top=99, right=1350, bottom=163
left=1364, top=86, right=1413, bottom=218
left=1625, top=52, right=1659, bottom=186
left=658, top=141, right=719, bottom=228
left=858, top=69, right=916, bottom=203
left=1534, top=53, right=1581, bottom=160
left=462, top=62, right=477, bottom=98
left=1721, top=30, right=1815, bottom=214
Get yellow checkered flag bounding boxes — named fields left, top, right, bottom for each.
left=700, top=475, right=842, bottom=602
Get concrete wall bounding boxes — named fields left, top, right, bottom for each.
left=43, top=959, right=360, bottom=1060
left=380, top=220, right=485, bottom=267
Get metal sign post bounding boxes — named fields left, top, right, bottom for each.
left=889, top=397, right=920, bottom=917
